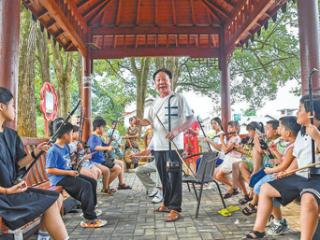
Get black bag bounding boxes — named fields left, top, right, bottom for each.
left=103, top=152, right=115, bottom=168
left=166, top=151, right=181, bottom=173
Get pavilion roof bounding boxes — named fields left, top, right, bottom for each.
left=24, top=0, right=288, bottom=59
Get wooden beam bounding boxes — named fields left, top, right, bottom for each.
left=226, top=0, right=275, bottom=52
left=202, top=0, right=230, bottom=20
left=87, top=0, right=112, bottom=25
left=171, top=0, right=176, bottom=25
left=154, top=0, right=158, bottom=26
left=91, top=26, right=220, bottom=35
left=90, top=47, right=219, bottom=59
left=83, top=0, right=106, bottom=20
left=225, top=0, right=247, bottom=27
left=79, top=0, right=101, bottom=13
left=65, top=0, right=88, bottom=32
left=200, top=0, right=221, bottom=22
left=136, top=0, right=141, bottom=26
left=190, top=0, right=195, bottom=25
left=115, top=0, right=122, bottom=26
left=54, top=29, right=64, bottom=39
left=39, top=0, right=87, bottom=56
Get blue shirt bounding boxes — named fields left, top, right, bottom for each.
left=87, top=134, right=106, bottom=164
left=46, top=144, right=72, bottom=186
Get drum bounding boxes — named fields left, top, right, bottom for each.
left=124, top=148, right=140, bottom=168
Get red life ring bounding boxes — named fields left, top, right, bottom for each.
left=40, top=82, right=58, bottom=121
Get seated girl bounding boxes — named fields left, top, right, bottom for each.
left=69, top=125, right=102, bottom=180
left=232, top=121, right=264, bottom=204
left=204, top=117, right=225, bottom=166
left=242, top=117, right=299, bottom=237
left=214, top=121, right=242, bottom=198
left=0, top=87, right=68, bottom=240
left=244, top=96, right=320, bottom=239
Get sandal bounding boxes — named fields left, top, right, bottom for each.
left=154, top=205, right=170, bottom=213
left=165, top=210, right=181, bottom=222
left=223, top=192, right=233, bottom=199
left=239, top=195, right=252, bottom=205
left=118, top=184, right=132, bottom=190
left=80, top=219, right=108, bottom=228
left=242, top=203, right=257, bottom=216
left=101, top=189, right=114, bottom=196
left=243, top=231, right=266, bottom=239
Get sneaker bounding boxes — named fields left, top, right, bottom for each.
left=267, top=218, right=289, bottom=236
left=80, top=219, right=108, bottom=228
left=151, top=191, right=163, bottom=203
left=148, top=188, right=159, bottom=197
left=80, top=209, right=103, bottom=217
left=37, top=230, right=50, bottom=240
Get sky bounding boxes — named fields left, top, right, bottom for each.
left=183, top=79, right=300, bottom=122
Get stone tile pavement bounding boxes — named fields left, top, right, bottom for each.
left=43, top=172, right=302, bottom=239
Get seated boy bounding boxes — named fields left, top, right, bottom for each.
left=214, top=121, right=242, bottom=198
left=88, top=117, right=131, bottom=193
left=46, top=119, right=107, bottom=228
left=244, top=96, right=320, bottom=239
left=243, top=116, right=300, bottom=236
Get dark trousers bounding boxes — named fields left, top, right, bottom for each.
left=57, top=174, right=97, bottom=220
left=154, top=150, right=182, bottom=212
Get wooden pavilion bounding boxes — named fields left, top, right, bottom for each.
left=0, top=0, right=319, bottom=140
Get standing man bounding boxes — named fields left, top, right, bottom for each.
left=133, top=68, right=194, bottom=222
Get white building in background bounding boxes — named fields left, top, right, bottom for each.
left=277, top=108, right=297, bottom=117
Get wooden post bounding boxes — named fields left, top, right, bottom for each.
left=297, top=0, right=320, bottom=95
left=219, top=53, right=231, bottom=131
left=219, top=29, right=231, bottom=131
left=0, top=0, right=20, bottom=128
left=81, top=57, right=92, bottom=143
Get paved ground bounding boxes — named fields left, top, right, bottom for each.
left=54, top=172, right=301, bottom=239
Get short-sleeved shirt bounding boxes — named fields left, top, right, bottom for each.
left=87, top=134, right=106, bottom=164
left=294, top=131, right=320, bottom=178
left=227, top=135, right=242, bottom=158
left=262, top=139, right=288, bottom=168
left=147, top=93, right=193, bottom=151
left=210, top=131, right=225, bottom=159
left=46, top=144, right=72, bottom=186
left=0, top=128, right=27, bottom=187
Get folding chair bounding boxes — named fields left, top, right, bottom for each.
left=183, top=153, right=226, bottom=218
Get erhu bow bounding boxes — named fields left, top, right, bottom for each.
left=17, top=100, right=81, bottom=182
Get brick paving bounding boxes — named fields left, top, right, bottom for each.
left=59, top=172, right=300, bottom=240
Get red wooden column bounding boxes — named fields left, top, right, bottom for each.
left=0, top=0, right=20, bottom=128
left=297, top=0, right=320, bottom=95
left=81, top=57, right=93, bottom=143
left=219, top=52, right=231, bottom=130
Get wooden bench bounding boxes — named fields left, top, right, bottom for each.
left=0, top=137, right=63, bottom=240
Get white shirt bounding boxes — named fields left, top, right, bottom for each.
left=211, top=131, right=225, bottom=159
left=147, top=93, right=193, bottom=151
left=294, top=131, right=320, bottom=178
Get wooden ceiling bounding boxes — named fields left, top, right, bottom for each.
left=24, top=0, right=288, bottom=58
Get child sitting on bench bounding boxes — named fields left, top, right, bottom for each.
left=214, top=121, right=242, bottom=198
left=69, top=125, right=102, bottom=180
left=232, top=121, right=264, bottom=205
left=88, top=117, right=131, bottom=194
left=0, top=87, right=68, bottom=240
left=244, top=116, right=300, bottom=236
left=244, top=96, right=320, bottom=239
left=46, top=119, right=107, bottom=228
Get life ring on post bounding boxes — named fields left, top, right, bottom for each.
left=40, top=82, right=58, bottom=121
